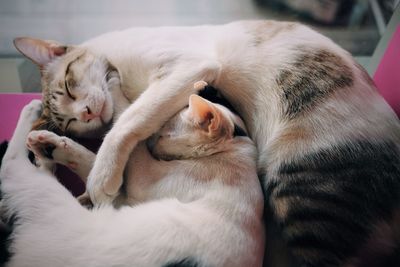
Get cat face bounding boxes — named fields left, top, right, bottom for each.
left=14, top=38, right=120, bottom=137
left=147, top=95, right=248, bottom=160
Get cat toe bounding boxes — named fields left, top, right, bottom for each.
left=27, top=130, right=59, bottom=159
left=88, top=185, right=116, bottom=207
left=194, top=81, right=208, bottom=90
left=21, top=100, right=42, bottom=123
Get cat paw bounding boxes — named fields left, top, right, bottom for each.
left=7, top=100, right=43, bottom=153
left=21, top=99, right=42, bottom=125
left=27, top=130, right=65, bottom=160
left=87, top=172, right=121, bottom=207
left=194, top=81, right=208, bottom=91
left=14, top=100, right=43, bottom=141
left=27, top=130, right=85, bottom=169
left=26, top=130, right=83, bottom=172
left=87, top=184, right=117, bottom=207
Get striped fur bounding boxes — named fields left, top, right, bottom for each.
left=266, top=141, right=400, bottom=266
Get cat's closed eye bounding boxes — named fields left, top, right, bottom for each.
left=65, top=80, right=76, bottom=100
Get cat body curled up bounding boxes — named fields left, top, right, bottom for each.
left=14, top=20, right=400, bottom=267
left=0, top=95, right=264, bottom=267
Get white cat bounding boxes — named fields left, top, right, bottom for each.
left=0, top=95, right=264, bottom=267
left=13, top=20, right=400, bottom=266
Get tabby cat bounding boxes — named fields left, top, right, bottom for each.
left=13, top=20, right=400, bottom=266
left=0, top=95, right=264, bottom=267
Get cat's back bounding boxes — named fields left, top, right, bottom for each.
left=80, top=20, right=303, bottom=61
left=81, top=24, right=226, bottom=59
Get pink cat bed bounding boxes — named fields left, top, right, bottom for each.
left=0, top=93, right=41, bottom=142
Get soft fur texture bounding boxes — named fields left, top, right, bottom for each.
left=13, top=20, right=400, bottom=266
left=0, top=98, right=264, bottom=267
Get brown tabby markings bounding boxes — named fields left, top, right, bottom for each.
left=32, top=50, right=88, bottom=132
left=251, top=21, right=297, bottom=46
left=275, top=126, right=310, bottom=148
left=277, top=48, right=354, bottom=119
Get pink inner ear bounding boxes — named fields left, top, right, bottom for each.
left=52, top=46, right=67, bottom=56
left=199, top=111, right=214, bottom=128
left=14, top=37, right=66, bottom=66
left=189, top=95, right=214, bottom=123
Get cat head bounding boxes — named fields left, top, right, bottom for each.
left=147, top=94, right=248, bottom=160
left=14, top=37, right=120, bottom=137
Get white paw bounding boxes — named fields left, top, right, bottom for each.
left=20, top=99, right=42, bottom=125
left=26, top=130, right=83, bottom=172
left=27, top=130, right=66, bottom=160
left=87, top=182, right=117, bottom=207
left=194, top=81, right=208, bottom=91
left=8, top=100, right=43, bottom=151
left=87, top=170, right=121, bottom=207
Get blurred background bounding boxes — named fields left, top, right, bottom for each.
left=0, top=0, right=398, bottom=92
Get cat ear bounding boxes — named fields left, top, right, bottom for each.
left=13, top=37, right=67, bottom=67
left=188, top=94, right=221, bottom=133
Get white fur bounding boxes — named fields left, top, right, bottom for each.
left=10, top=20, right=400, bottom=267
left=75, top=21, right=398, bottom=203
left=15, top=21, right=398, bottom=203
left=1, top=99, right=264, bottom=267
left=14, top=22, right=399, bottom=199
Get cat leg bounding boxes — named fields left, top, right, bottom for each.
left=27, top=130, right=95, bottom=182
left=0, top=100, right=84, bottom=221
left=87, top=61, right=220, bottom=205
left=0, top=100, right=43, bottom=224
left=1, top=100, right=42, bottom=166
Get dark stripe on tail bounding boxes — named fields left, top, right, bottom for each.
left=268, top=140, right=400, bottom=267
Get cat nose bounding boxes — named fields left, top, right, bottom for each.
left=81, top=106, right=100, bottom=122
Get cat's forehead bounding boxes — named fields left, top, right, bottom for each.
left=44, top=48, right=95, bottom=83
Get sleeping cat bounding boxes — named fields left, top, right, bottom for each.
left=0, top=95, right=264, bottom=267
left=14, top=20, right=400, bottom=266
left=25, top=83, right=248, bottom=207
